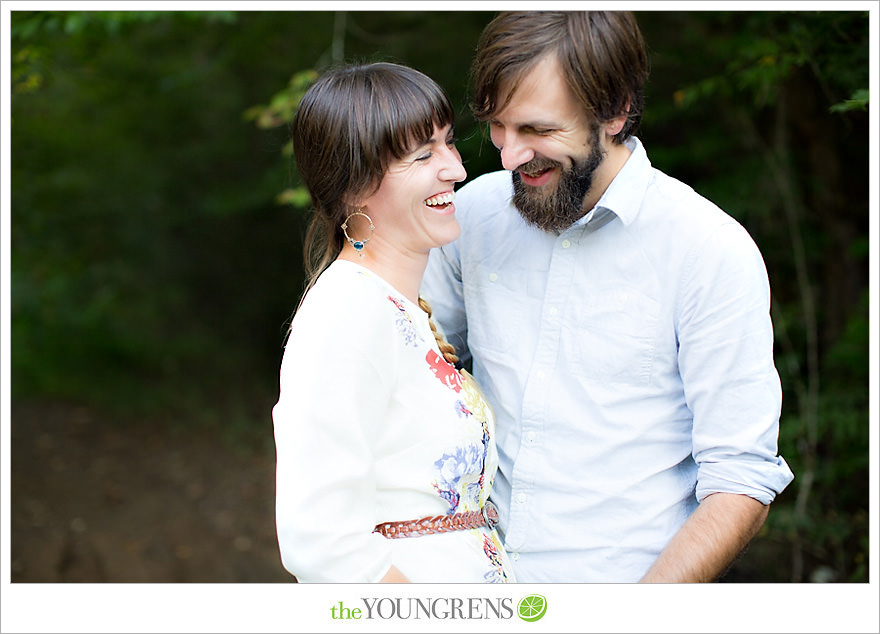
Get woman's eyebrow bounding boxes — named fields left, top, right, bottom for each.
left=412, top=126, right=454, bottom=152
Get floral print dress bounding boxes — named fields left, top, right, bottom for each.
left=273, top=260, right=515, bottom=583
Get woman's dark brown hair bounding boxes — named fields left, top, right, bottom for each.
left=292, top=62, right=456, bottom=295
left=471, top=11, right=648, bottom=144
left=291, top=62, right=459, bottom=364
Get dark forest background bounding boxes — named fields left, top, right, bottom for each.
left=7, top=10, right=872, bottom=584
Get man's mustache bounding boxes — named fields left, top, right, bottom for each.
left=516, top=156, right=562, bottom=175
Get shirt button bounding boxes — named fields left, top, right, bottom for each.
left=536, top=370, right=546, bottom=380
left=561, top=239, right=571, bottom=249
left=489, top=273, right=498, bottom=282
left=516, top=493, right=527, bottom=504
left=511, top=552, right=520, bottom=561
left=549, top=307, right=558, bottom=316
left=526, top=431, right=536, bottom=443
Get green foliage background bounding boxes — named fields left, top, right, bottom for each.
left=9, top=10, right=871, bottom=582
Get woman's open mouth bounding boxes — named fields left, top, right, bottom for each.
left=424, top=191, right=455, bottom=211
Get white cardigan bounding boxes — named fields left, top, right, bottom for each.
left=272, top=260, right=515, bottom=583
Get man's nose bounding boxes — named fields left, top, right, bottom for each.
left=498, top=136, right=534, bottom=172
left=491, top=128, right=534, bottom=172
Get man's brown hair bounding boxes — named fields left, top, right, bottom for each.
left=471, top=11, right=648, bottom=144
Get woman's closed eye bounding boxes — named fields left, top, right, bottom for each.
left=416, top=140, right=457, bottom=162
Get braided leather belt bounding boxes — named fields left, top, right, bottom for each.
left=374, top=501, right=499, bottom=539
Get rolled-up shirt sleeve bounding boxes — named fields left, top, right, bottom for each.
left=678, top=221, right=795, bottom=504
left=272, top=284, right=396, bottom=582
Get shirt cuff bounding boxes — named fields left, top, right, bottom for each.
left=696, top=455, right=794, bottom=505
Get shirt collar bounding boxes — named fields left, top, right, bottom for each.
left=588, top=136, right=651, bottom=227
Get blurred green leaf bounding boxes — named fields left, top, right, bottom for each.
left=830, top=88, right=869, bottom=113
left=275, top=186, right=312, bottom=208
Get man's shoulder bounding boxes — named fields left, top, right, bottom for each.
left=640, top=168, right=763, bottom=264
left=630, top=138, right=730, bottom=224
left=646, top=167, right=735, bottom=227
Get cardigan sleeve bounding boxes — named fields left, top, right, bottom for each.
left=272, top=272, right=399, bottom=582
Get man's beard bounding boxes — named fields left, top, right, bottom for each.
left=511, top=140, right=605, bottom=234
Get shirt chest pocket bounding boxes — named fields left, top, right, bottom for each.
left=465, top=276, right=531, bottom=357
left=563, top=288, right=661, bottom=384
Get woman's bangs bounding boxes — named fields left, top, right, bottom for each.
left=385, top=82, right=454, bottom=160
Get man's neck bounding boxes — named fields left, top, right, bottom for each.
left=582, top=139, right=633, bottom=214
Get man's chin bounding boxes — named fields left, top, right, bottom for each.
left=511, top=172, right=587, bottom=234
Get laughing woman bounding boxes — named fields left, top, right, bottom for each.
left=271, top=63, right=515, bottom=583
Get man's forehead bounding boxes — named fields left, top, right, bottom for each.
left=496, top=54, right=559, bottom=104
left=492, top=56, right=583, bottom=128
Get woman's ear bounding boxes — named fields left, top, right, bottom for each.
left=340, top=192, right=361, bottom=208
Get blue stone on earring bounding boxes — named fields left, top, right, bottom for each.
left=342, top=211, right=374, bottom=259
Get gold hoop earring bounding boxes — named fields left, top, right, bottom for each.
left=341, top=211, right=375, bottom=258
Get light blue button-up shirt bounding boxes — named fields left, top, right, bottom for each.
left=422, top=137, right=794, bottom=582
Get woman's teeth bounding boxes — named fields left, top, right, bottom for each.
left=424, top=192, right=455, bottom=207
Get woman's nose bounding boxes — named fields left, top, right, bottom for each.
left=441, top=146, right=467, bottom=183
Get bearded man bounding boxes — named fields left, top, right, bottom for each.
left=422, top=11, right=794, bottom=583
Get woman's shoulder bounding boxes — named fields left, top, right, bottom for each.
left=299, top=261, right=391, bottom=313
left=291, top=261, right=422, bottom=347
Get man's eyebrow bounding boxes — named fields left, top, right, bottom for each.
left=519, top=120, right=559, bottom=130
left=491, top=118, right=557, bottom=130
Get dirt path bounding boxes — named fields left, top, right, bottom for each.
left=10, top=399, right=784, bottom=585
left=10, top=400, right=292, bottom=583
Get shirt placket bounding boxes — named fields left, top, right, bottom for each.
left=502, top=224, right=583, bottom=555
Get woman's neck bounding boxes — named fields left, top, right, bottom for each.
left=337, top=242, right=428, bottom=305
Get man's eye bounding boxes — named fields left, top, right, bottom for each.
left=415, top=152, right=432, bottom=162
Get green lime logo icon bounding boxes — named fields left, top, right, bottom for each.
left=517, top=594, right=547, bottom=622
